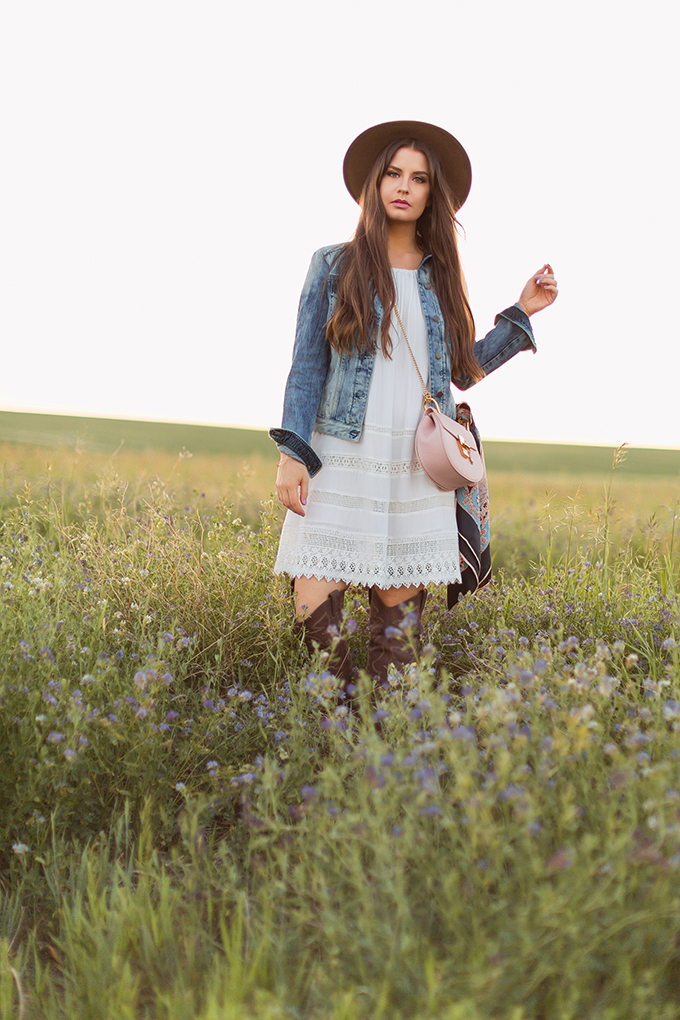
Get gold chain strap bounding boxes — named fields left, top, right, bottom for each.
left=392, top=306, right=440, bottom=412
left=393, top=306, right=478, bottom=466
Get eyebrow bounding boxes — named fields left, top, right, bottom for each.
left=387, top=164, right=430, bottom=177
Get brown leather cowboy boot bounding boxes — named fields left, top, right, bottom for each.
left=293, top=588, right=354, bottom=694
left=366, top=587, right=427, bottom=687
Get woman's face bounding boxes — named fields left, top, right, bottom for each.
left=379, top=147, right=431, bottom=225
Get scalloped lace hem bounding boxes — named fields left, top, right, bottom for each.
left=274, top=553, right=462, bottom=588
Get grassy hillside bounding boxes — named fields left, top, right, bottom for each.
left=483, top=440, right=680, bottom=478
left=0, top=410, right=274, bottom=459
left=2, top=409, right=680, bottom=477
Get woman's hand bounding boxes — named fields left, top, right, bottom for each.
left=517, top=264, right=558, bottom=316
left=276, top=453, right=310, bottom=517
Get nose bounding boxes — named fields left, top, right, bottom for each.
left=397, top=178, right=409, bottom=194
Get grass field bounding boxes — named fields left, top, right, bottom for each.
left=3, top=408, right=680, bottom=476
left=2, top=412, right=680, bottom=1018
left=2, top=410, right=679, bottom=573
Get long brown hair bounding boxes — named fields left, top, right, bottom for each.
left=326, top=138, right=484, bottom=383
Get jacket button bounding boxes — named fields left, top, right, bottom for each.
left=355, top=392, right=364, bottom=399
left=432, top=315, right=440, bottom=323
left=435, top=352, right=442, bottom=360
left=436, top=391, right=443, bottom=398
left=424, top=283, right=432, bottom=290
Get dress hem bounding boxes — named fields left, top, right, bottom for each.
left=274, top=563, right=462, bottom=588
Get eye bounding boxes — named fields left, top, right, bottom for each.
left=386, top=170, right=399, bottom=178
left=413, top=175, right=428, bottom=184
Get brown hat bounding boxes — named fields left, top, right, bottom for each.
left=342, top=120, right=471, bottom=210
left=343, top=119, right=472, bottom=210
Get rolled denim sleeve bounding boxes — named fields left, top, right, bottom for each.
left=453, top=304, right=535, bottom=391
left=269, top=249, right=333, bottom=477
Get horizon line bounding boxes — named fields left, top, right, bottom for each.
left=1, top=405, right=678, bottom=454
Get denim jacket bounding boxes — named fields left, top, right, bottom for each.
left=270, top=244, right=536, bottom=477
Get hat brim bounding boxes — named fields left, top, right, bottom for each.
left=343, top=120, right=472, bottom=210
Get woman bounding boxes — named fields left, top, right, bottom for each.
left=270, top=120, right=557, bottom=689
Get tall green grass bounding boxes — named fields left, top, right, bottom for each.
left=1, top=439, right=680, bottom=1018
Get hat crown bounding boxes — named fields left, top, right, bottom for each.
left=343, top=120, right=472, bottom=209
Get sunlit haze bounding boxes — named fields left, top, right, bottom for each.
left=1, top=1, right=678, bottom=449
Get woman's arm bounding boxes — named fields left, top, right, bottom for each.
left=453, top=264, right=558, bottom=390
left=269, top=248, right=336, bottom=477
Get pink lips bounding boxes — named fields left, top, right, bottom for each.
left=392, top=200, right=410, bottom=208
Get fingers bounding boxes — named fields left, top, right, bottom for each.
left=533, top=264, right=557, bottom=288
left=276, top=457, right=310, bottom=517
left=277, top=486, right=305, bottom=516
left=533, top=267, right=558, bottom=305
left=276, top=480, right=306, bottom=516
left=290, top=487, right=306, bottom=516
left=518, top=262, right=559, bottom=314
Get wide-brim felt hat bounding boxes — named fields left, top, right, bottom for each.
left=343, top=119, right=472, bottom=210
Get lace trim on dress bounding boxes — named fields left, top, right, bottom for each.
left=361, top=423, right=418, bottom=438
left=320, top=453, right=422, bottom=475
left=274, top=527, right=462, bottom=587
left=310, top=490, right=458, bottom=515
left=274, top=552, right=462, bottom=586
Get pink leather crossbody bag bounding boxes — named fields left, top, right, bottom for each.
left=394, top=306, right=485, bottom=492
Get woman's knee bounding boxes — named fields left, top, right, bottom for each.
left=293, top=575, right=349, bottom=618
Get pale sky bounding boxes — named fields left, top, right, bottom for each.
left=2, top=0, right=678, bottom=449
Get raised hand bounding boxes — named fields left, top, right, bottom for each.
left=517, top=264, right=558, bottom=316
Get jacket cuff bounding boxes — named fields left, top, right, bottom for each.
left=269, top=428, right=323, bottom=478
left=494, top=304, right=536, bottom=352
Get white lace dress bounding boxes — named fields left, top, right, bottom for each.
left=274, top=268, right=461, bottom=588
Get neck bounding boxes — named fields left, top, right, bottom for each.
left=386, top=222, right=422, bottom=269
